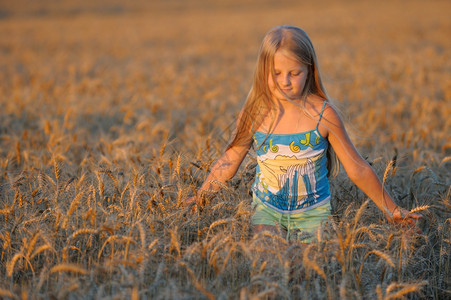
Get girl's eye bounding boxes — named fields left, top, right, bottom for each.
left=291, top=72, right=301, bottom=76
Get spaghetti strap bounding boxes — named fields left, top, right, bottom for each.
left=316, top=101, right=327, bottom=129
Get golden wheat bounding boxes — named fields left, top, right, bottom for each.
left=30, top=244, right=52, bottom=260
left=49, top=264, right=88, bottom=275
left=409, top=205, right=430, bottom=214
left=0, top=288, right=18, bottom=299
left=384, top=281, right=427, bottom=300
left=0, top=0, right=448, bottom=298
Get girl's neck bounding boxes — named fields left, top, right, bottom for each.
left=272, top=97, right=305, bottom=113
left=272, top=94, right=325, bottom=112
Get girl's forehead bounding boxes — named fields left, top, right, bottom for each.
left=273, top=50, right=305, bottom=67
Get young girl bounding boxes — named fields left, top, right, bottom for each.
left=187, top=25, right=421, bottom=241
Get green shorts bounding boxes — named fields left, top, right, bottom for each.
left=251, top=195, right=331, bottom=242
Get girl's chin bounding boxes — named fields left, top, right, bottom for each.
left=273, top=95, right=301, bottom=102
left=272, top=92, right=302, bottom=101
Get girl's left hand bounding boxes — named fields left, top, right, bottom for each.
left=392, top=206, right=423, bottom=233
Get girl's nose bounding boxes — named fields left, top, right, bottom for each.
left=280, top=74, right=290, bottom=86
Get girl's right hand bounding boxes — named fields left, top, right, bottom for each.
left=185, top=189, right=217, bottom=212
left=185, top=196, right=196, bottom=205
left=184, top=196, right=198, bottom=212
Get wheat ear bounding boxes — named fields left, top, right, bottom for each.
left=409, top=205, right=430, bottom=213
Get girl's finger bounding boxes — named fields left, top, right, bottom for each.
left=407, top=212, right=423, bottom=219
left=395, top=208, right=422, bottom=221
left=185, top=196, right=196, bottom=205
left=395, top=210, right=422, bottom=234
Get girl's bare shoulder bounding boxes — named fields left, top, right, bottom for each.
left=305, top=96, right=344, bottom=132
left=321, top=101, right=343, bottom=128
left=305, top=95, right=327, bottom=117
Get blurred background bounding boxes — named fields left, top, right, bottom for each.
left=1, top=0, right=450, bottom=165
left=1, top=0, right=449, bottom=161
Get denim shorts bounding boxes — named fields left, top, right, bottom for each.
left=251, top=194, right=331, bottom=242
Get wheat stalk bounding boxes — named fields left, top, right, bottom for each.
left=252, top=287, right=278, bottom=299
left=136, top=221, right=146, bottom=250
left=30, top=244, right=52, bottom=259
left=440, top=156, right=451, bottom=166
left=384, top=281, right=426, bottom=300
left=61, top=176, right=75, bottom=192
left=366, top=249, right=395, bottom=269
left=1, top=2, right=449, bottom=298
left=220, top=243, right=237, bottom=273
left=412, top=166, right=426, bottom=175
left=98, top=235, right=137, bottom=259
left=25, top=232, right=40, bottom=259
left=376, top=284, right=383, bottom=300
left=105, top=259, right=138, bottom=268
left=351, top=243, right=366, bottom=249
left=53, top=156, right=62, bottom=183
left=208, top=235, right=231, bottom=263
left=385, top=234, right=394, bottom=250
left=207, top=218, right=232, bottom=237
left=353, top=200, right=370, bottom=230
left=168, top=228, right=181, bottom=257
left=282, top=260, right=290, bottom=289
left=0, top=232, right=11, bottom=250
left=382, top=160, right=394, bottom=185
left=175, top=154, right=181, bottom=177
left=131, top=286, right=139, bottom=300
left=7, top=252, right=24, bottom=277
left=0, top=207, right=12, bottom=215
left=178, top=261, right=215, bottom=300
left=62, top=191, right=85, bottom=229
left=339, top=275, right=348, bottom=300
left=69, top=228, right=97, bottom=241
left=358, top=249, right=395, bottom=285
left=303, top=244, right=327, bottom=281
left=354, top=227, right=376, bottom=242
left=0, top=288, right=18, bottom=300
left=50, top=263, right=88, bottom=275
left=15, top=141, right=21, bottom=165
left=251, top=231, right=288, bottom=246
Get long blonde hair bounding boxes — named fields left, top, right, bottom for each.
left=228, top=25, right=339, bottom=177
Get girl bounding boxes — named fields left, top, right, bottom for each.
left=187, top=25, right=421, bottom=241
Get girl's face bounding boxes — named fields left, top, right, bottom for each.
left=268, top=50, right=308, bottom=101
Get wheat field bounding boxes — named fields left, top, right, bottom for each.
left=0, top=0, right=450, bottom=299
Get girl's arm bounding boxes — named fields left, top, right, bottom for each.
left=187, top=107, right=257, bottom=207
left=186, top=142, right=251, bottom=206
left=199, top=143, right=251, bottom=193
left=322, top=104, right=421, bottom=226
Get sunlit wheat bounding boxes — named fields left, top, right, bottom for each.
left=0, top=0, right=448, bottom=298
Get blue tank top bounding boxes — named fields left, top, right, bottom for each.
left=252, top=101, right=331, bottom=214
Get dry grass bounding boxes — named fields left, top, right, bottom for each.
left=0, top=0, right=450, bottom=298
